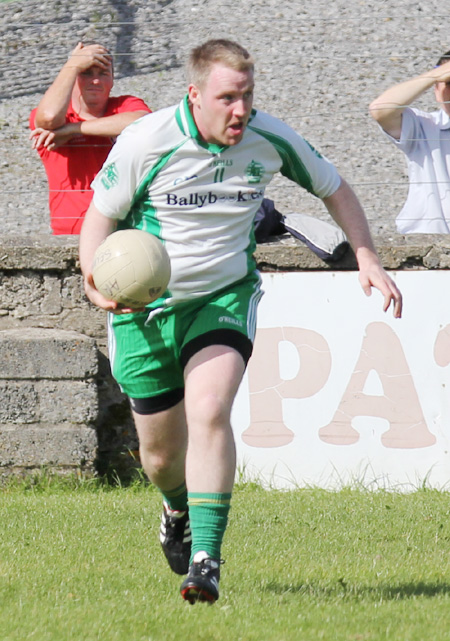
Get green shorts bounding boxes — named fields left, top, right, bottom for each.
left=108, top=273, right=263, bottom=408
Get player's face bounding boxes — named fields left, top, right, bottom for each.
left=77, top=64, right=114, bottom=109
left=435, top=80, right=450, bottom=117
left=189, top=63, right=254, bottom=146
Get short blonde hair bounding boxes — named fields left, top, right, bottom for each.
left=188, top=39, right=254, bottom=88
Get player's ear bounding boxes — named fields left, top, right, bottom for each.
left=188, top=83, right=201, bottom=107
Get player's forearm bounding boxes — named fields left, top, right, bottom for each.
left=323, top=178, right=402, bottom=317
left=76, top=111, right=149, bottom=138
left=323, top=178, right=378, bottom=262
left=79, top=203, right=116, bottom=279
left=79, top=204, right=122, bottom=312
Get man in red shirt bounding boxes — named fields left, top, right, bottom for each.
left=30, top=42, right=150, bottom=234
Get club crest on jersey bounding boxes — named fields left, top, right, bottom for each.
left=100, top=162, right=119, bottom=190
left=245, top=160, right=265, bottom=184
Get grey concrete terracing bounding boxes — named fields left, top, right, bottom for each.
left=1, top=0, right=449, bottom=236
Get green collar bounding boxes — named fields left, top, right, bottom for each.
left=175, top=94, right=228, bottom=154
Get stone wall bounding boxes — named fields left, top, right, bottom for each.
left=0, top=328, right=98, bottom=471
left=1, top=233, right=450, bottom=477
left=0, top=235, right=138, bottom=477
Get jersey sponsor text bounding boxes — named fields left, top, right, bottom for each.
left=166, top=189, right=264, bottom=207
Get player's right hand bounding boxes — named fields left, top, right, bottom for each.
left=83, top=273, right=121, bottom=312
left=83, top=273, right=145, bottom=314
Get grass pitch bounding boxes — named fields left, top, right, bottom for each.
left=1, top=476, right=449, bottom=641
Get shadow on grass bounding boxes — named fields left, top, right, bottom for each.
left=263, top=580, right=450, bottom=600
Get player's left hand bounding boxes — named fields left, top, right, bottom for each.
left=358, top=262, right=403, bottom=318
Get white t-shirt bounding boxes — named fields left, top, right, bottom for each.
left=93, top=95, right=340, bottom=306
left=383, top=107, right=450, bottom=234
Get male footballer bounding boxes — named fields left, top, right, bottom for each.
left=79, top=39, right=402, bottom=604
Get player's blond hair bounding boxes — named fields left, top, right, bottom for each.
left=187, top=39, right=254, bottom=88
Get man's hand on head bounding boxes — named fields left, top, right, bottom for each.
left=69, top=42, right=112, bottom=73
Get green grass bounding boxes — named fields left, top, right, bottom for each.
left=1, top=476, right=450, bottom=640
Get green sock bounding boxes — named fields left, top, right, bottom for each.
left=160, top=482, right=188, bottom=513
left=188, top=492, right=231, bottom=561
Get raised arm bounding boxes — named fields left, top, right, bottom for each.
left=34, top=42, right=112, bottom=130
left=323, top=178, right=403, bottom=318
left=368, top=60, right=450, bottom=140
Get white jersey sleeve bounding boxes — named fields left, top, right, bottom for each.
left=247, top=110, right=341, bottom=199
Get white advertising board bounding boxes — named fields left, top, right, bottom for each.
left=232, top=271, right=450, bottom=490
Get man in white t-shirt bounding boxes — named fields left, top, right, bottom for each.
left=369, top=51, right=450, bottom=233
left=80, top=39, right=402, bottom=605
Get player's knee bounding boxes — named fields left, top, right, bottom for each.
left=139, top=445, right=177, bottom=477
left=188, top=392, right=231, bottom=430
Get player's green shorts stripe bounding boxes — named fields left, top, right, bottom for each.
left=107, top=312, right=117, bottom=380
left=247, top=272, right=263, bottom=340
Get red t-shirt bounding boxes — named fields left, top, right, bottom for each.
left=30, top=96, right=151, bottom=234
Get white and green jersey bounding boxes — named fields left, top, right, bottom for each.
left=92, top=95, right=340, bottom=307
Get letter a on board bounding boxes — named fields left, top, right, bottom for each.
left=319, top=322, right=435, bottom=449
